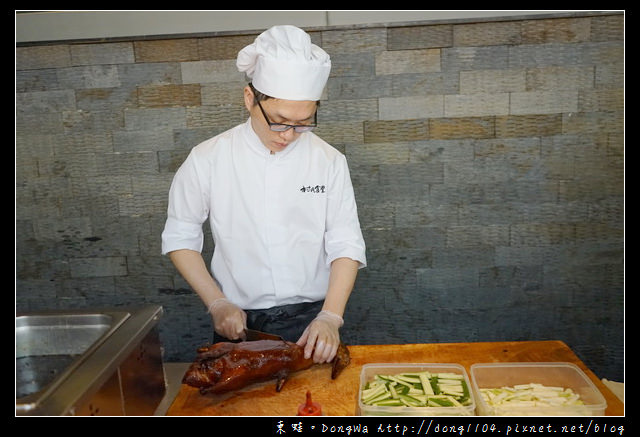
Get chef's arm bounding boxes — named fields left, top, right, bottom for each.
left=298, top=257, right=359, bottom=363
left=322, top=257, right=359, bottom=317
left=168, top=249, right=247, bottom=339
left=169, top=249, right=225, bottom=307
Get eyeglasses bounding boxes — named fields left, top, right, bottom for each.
left=250, top=86, right=317, bottom=133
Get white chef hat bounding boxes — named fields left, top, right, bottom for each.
left=237, top=25, right=331, bottom=101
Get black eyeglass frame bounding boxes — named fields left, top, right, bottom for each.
left=249, top=84, right=318, bottom=133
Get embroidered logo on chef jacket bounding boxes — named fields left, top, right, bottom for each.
left=300, top=185, right=326, bottom=193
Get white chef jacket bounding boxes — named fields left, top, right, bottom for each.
left=161, top=118, right=366, bottom=310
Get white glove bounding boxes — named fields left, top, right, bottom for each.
left=297, top=310, right=344, bottom=363
left=207, top=298, right=247, bottom=340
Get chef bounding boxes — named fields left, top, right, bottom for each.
left=161, top=25, right=366, bottom=364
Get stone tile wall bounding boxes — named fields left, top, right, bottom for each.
left=16, top=12, right=624, bottom=380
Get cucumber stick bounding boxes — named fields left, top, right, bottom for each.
left=361, top=370, right=471, bottom=408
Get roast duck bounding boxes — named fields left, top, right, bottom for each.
left=182, top=339, right=351, bottom=394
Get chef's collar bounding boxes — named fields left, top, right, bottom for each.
left=242, top=118, right=301, bottom=158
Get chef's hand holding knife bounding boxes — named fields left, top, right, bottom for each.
left=168, top=250, right=248, bottom=341
left=208, top=298, right=247, bottom=341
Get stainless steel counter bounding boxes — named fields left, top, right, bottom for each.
left=154, top=363, right=189, bottom=415
left=16, top=305, right=166, bottom=416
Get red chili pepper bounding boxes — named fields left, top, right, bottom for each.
left=297, top=390, right=322, bottom=416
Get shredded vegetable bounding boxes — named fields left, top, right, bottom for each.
left=479, top=383, right=585, bottom=409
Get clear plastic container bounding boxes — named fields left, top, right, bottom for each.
left=357, top=363, right=476, bottom=416
left=470, top=362, right=607, bottom=416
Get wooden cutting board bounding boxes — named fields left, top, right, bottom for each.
left=166, top=340, right=623, bottom=416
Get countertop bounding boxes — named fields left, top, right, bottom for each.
left=162, top=340, right=624, bottom=416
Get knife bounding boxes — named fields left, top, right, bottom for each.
left=244, top=328, right=285, bottom=341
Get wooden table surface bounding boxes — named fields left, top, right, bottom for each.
left=166, top=340, right=623, bottom=416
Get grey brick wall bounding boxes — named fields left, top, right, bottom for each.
left=16, top=12, right=624, bottom=381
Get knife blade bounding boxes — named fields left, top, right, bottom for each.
left=244, top=328, right=285, bottom=341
